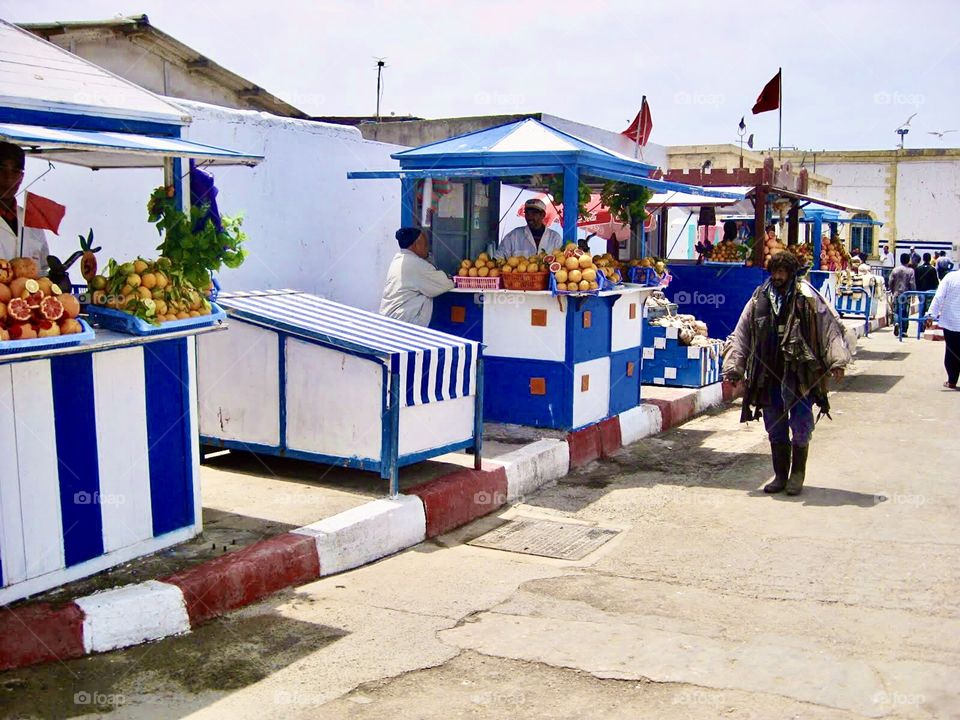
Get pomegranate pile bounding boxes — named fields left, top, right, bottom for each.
left=0, top=257, right=84, bottom=342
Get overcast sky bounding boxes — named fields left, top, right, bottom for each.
left=5, top=0, right=959, bottom=152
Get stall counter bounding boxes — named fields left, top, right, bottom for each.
left=0, top=325, right=221, bottom=604
left=431, top=285, right=656, bottom=430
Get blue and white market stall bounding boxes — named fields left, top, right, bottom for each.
left=0, top=21, right=261, bottom=604
left=197, top=291, right=482, bottom=495
left=431, top=284, right=650, bottom=429
left=663, top=161, right=882, bottom=339
left=349, top=119, right=741, bottom=430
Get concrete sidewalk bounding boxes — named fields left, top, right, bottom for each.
left=0, top=373, right=739, bottom=672
left=0, top=313, right=883, bottom=672
left=5, top=323, right=955, bottom=719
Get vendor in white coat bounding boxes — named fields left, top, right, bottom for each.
left=380, top=227, right=454, bottom=327
left=495, top=198, right=563, bottom=259
left=0, top=142, right=49, bottom=273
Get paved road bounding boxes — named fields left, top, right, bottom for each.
left=3, top=328, right=958, bottom=720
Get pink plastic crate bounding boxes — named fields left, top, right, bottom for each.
left=453, top=275, right=501, bottom=290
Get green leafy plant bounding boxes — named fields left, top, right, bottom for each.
left=147, top=185, right=247, bottom=289
left=599, top=182, right=653, bottom=225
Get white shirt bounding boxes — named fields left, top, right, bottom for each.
left=495, top=225, right=563, bottom=259
left=929, top=269, right=960, bottom=332
left=379, top=249, right=454, bottom=327
left=0, top=207, right=50, bottom=275
left=880, top=251, right=895, bottom=268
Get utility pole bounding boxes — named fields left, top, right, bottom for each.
left=375, top=59, right=386, bottom=122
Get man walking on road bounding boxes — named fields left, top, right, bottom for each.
left=723, top=251, right=853, bottom=495
left=888, top=253, right=917, bottom=337
left=928, top=268, right=960, bottom=390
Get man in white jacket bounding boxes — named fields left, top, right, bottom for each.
left=495, top=198, right=563, bottom=259
left=0, top=142, right=49, bottom=272
left=380, top=227, right=454, bottom=327
left=927, top=268, right=960, bottom=389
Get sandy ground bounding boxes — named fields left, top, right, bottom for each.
left=3, top=327, right=958, bottom=720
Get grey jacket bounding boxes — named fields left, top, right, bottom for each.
left=724, top=280, right=854, bottom=420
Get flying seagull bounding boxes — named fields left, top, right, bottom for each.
left=928, top=129, right=957, bottom=139
left=898, top=113, right=918, bottom=130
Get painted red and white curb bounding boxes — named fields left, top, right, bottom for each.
left=1, top=381, right=743, bottom=672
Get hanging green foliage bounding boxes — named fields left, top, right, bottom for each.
left=599, top=182, right=653, bottom=225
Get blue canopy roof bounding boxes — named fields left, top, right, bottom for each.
left=350, top=119, right=742, bottom=200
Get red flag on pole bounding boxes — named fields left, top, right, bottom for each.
left=621, top=97, right=653, bottom=147
left=752, top=70, right=781, bottom=114
left=23, top=192, right=66, bottom=235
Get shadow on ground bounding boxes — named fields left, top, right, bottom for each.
left=851, top=349, right=910, bottom=362
left=833, top=374, right=902, bottom=394
left=525, top=406, right=885, bottom=514
left=202, top=448, right=465, bottom=496
left=0, top=602, right=346, bottom=719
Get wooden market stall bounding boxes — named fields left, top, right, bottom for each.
left=0, top=21, right=261, bottom=604
left=196, top=290, right=483, bottom=497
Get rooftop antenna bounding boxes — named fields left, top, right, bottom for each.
left=375, top=58, right=387, bottom=122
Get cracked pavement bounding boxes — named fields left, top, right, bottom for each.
left=2, top=328, right=958, bottom=720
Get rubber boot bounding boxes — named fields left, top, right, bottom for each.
left=763, top=443, right=791, bottom=493
left=785, top=445, right=809, bottom=496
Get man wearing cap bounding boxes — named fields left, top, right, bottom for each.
left=495, top=198, right=563, bottom=259
left=0, top=142, right=50, bottom=272
left=380, top=227, right=454, bottom=327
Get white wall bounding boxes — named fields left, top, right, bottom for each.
left=814, top=161, right=891, bottom=244
left=896, top=161, right=960, bottom=246
left=24, top=100, right=402, bottom=313
left=50, top=36, right=252, bottom=110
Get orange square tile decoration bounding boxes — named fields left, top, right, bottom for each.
left=531, top=309, right=547, bottom=326
left=450, top=306, right=466, bottom=323
left=627, top=361, right=635, bottom=377
left=530, top=377, right=546, bottom=395
left=582, top=311, right=592, bottom=329
left=629, top=303, right=637, bottom=319
left=581, top=374, right=590, bottom=392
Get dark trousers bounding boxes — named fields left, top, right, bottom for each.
left=762, top=385, right=815, bottom=446
left=945, top=329, right=960, bottom=387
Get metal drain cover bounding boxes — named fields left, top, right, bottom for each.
left=468, top=518, right=619, bottom=560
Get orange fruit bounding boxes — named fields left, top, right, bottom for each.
left=59, top=294, right=81, bottom=319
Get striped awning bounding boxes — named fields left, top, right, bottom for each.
left=216, top=290, right=479, bottom=407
